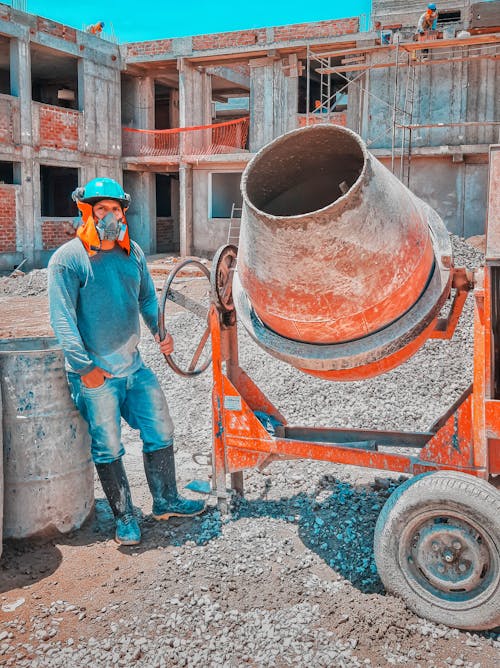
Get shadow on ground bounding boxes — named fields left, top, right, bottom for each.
left=0, top=477, right=397, bottom=595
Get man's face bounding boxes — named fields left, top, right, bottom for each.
left=92, top=199, right=126, bottom=242
left=93, top=199, right=123, bottom=221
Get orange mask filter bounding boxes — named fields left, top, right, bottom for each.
left=75, top=201, right=131, bottom=256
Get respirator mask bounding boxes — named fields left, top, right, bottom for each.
left=95, top=212, right=127, bottom=242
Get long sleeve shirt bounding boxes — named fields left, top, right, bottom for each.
left=417, top=11, right=438, bottom=33
left=48, top=238, right=159, bottom=377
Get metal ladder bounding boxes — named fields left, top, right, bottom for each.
left=227, top=203, right=242, bottom=246
left=399, top=55, right=417, bottom=187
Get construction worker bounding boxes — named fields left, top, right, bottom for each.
left=48, top=177, right=206, bottom=546
left=86, top=21, right=104, bottom=37
left=417, top=4, right=438, bottom=35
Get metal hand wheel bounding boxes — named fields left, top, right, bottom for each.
left=211, top=244, right=238, bottom=313
left=158, top=258, right=211, bottom=377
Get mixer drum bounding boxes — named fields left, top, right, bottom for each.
left=233, top=124, right=452, bottom=380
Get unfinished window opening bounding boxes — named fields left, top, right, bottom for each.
left=211, top=64, right=250, bottom=123
left=40, top=166, right=78, bottom=217
left=156, top=173, right=179, bottom=253
left=0, top=161, right=15, bottom=184
left=245, top=127, right=364, bottom=216
left=298, top=58, right=347, bottom=114
left=210, top=173, right=243, bottom=219
left=155, top=83, right=171, bottom=130
left=213, top=96, right=249, bottom=121
left=0, top=36, right=10, bottom=95
left=156, top=174, right=172, bottom=217
left=31, top=44, right=78, bottom=109
left=437, top=11, right=461, bottom=25
left=121, top=74, right=136, bottom=126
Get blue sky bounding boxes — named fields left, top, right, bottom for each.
left=24, top=1, right=372, bottom=43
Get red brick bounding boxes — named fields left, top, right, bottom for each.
left=36, top=17, right=76, bottom=43
left=126, top=39, right=173, bottom=58
left=0, top=98, right=14, bottom=144
left=38, top=105, right=79, bottom=150
left=41, top=220, right=76, bottom=250
left=297, top=112, right=347, bottom=128
left=0, top=186, right=17, bottom=252
left=274, top=18, right=358, bottom=41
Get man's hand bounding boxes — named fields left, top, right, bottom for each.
left=155, top=333, right=174, bottom=356
left=81, top=367, right=113, bottom=388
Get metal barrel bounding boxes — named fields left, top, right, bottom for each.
left=234, top=125, right=452, bottom=380
left=0, top=337, right=93, bottom=539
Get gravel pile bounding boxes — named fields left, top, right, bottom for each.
left=1, top=235, right=498, bottom=667
left=0, top=269, right=48, bottom=296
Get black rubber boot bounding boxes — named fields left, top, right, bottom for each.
left=143, top=446, right=206, bottom=520
left=95, top=459, right=141, bottom=545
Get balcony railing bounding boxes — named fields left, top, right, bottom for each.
left=122, top=117, right=249, bottom=158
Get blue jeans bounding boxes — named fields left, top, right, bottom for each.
left=68, top=365, right=174, bottom=464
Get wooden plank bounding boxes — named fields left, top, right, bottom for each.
left=317, top=51, right=499, bottom=74
left=311, top=32, right=500, bottom=60
left=401, top=32, right=500, bottom=51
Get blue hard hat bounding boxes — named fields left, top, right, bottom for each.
left=72, top=177, right=131, bottom=208
left=428, top=3, right=437, bottom=10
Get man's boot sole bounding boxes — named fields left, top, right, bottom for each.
left=152, top=506, right=206, bottom=521
left=114, top=536, right=141, bottom=546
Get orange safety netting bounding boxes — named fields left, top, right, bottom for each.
left=122, top=117, right=249, bottom=157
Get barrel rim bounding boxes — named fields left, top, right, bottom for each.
left=0, top=336, right=60, bottom=354
left=241, top=124, right=369, bottom=221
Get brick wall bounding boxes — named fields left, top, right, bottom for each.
left=0, top=185, right=17, bottom=253
left=0, top=97, right=13, bottom=144
left=41, top=220, right=76, bottom=250
left=127, top=39, right=173, bottom=58
left=156, top=217, right=177, bottom=252
left=193, top=28, right=267, bottom=51
left=127, top=17, right=359, bottom=58
left=274, top=17, right=359, bottom=41
left=297, top=113, right=347, bottom=127
left=36, top=17, right=77, bottom=43
left=38, top=105, right=79, bottom=150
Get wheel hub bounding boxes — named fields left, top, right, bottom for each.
left=410, top=520, right=489, bottom=594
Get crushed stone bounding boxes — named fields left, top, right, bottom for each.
left=1, top=235, right=499, bottom=667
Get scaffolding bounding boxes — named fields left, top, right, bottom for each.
left=306, top=32, right=500, bottom=185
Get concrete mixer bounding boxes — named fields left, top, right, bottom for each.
left=159, top=126, right=500, bottom=631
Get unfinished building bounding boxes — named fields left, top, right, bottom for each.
left=0, top=1, right=498, bottom=270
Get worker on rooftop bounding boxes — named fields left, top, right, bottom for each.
left=48, top=177, right=206, bottom=546
left=86, top=21, right=105, bottom=37
left=417, top=4, right=439, bottom=35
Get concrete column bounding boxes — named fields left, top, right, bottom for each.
left=136, top=76, right=155, bottom=129
left=81, top=60, right=124, bottom=157
left=21, top=159, right=36, bottom=268
left=171, top=176, right=180, bottom=248
left=178, top=59, right=212, bottom=128
left=123, top=171, right=156, bottom=254
left=179, top=163, right=193, bottom=256
left=249, top=56, right=297, bottom=152
left=10, top=34, right=32, bottom=145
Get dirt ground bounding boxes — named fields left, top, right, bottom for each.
left=0, top=252, right=499, bottom=667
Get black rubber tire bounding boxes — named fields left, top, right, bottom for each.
left=374, top=471, right=500, bottom=630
